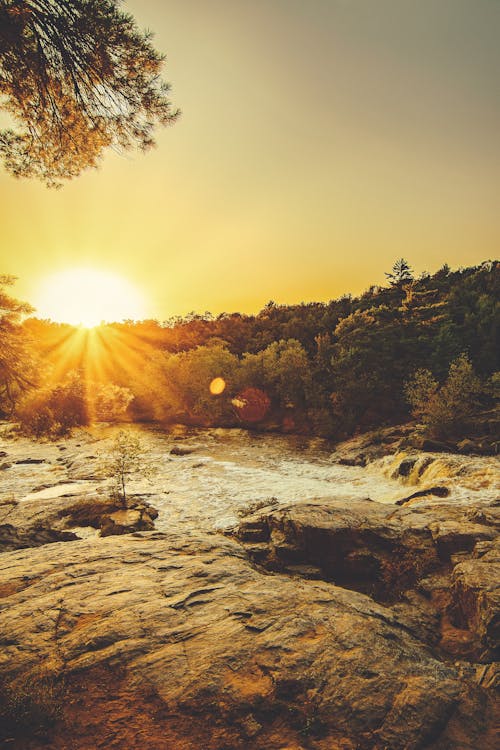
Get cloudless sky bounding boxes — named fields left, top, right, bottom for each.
left=1, top=0, right=499, bottom=320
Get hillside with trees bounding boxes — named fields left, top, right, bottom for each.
left=3, top=260, right=499, bottom=449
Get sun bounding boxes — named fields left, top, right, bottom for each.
left=34, top=268, right=146, bottom=327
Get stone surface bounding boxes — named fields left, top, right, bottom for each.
left=0, top=529, right=496, bottom=750
left=0, top=424, right=498, bottom=749
left=99, top=507, right=156, bottom=536
left=451, top=539, right=500, bottom=660
left=0, top=523, right=78, bottom=552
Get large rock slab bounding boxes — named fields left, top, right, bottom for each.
left=0, top=529, right=496, bottom=750
left=451, top=539, right=500, bottom=660
left=234, top=498, right=498, bottom=595
left=234, top=498, right=500, bottom=661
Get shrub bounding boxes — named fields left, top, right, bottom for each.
left=0, top=671, right=66, bottom=739
left=405, top=354, right=481, bottom=438
left=16, top=371, right=133, bottom=437
left=102, top=430, right=152, bottom=508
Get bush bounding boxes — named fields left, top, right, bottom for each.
left=101, top=430, right=150, bottom=507
left=16, top=371, right=133, bottom=437
left=0, top=671, right=66, bottom=739
left=405, top=354, right=481, bottom=438
left=93, top=382, right=134, bottom=422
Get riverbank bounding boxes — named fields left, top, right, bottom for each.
left=0, top=422, right=498, bottom=748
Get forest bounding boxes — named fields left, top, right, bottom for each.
left=1, top=260, right=498, bottom=446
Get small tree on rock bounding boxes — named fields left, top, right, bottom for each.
left=104, top=430, right=147, bottom=508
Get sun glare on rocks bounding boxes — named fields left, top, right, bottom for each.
left=34, top=268, right=146, bottom=327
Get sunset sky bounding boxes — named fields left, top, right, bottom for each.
left=1, top=0, right=499, bottom=322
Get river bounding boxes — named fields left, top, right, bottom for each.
left=1, top=423, right=498, bottom=535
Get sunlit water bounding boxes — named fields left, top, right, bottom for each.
left=1, top=424, right=498, bottom=535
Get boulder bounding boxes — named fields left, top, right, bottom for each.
left=0, top=531, right=495, bottom=750
left=450, top=539, right=500, bottom=660
left=395, top=486, right=449, bottom=505
left=99, top=508, right=155, bottom=536
left=233, top=499, right=441, bottom=601
left=0, top=523, right=78, bottom=552
left=170, top=445, right=198, bottom=456
left=233, top=498, right=500, bottom=661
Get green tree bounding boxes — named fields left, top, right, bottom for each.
left=0, top=0, right=179, bottom=186
left=104, top=430, right=145, bottom=508
left=385, top=258, right=414, bottom=287
left=0, top=275, right=34, bottom=413
left=405, top=354, right=481, bottom=438
left=241, top=339, right=312, bottom=411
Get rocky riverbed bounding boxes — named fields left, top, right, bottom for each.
left=0, top=422, right=498, bottom=749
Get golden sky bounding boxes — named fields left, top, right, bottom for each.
left=1, top=0, right=499, bottom=322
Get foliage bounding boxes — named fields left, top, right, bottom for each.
left=0, top=275, right=35, bottom=413
left=11, top=260, right=500, bottom=441
left=103, top=429, right=148, bottom=507
left=0, top=0, right=179, bottom=186
left=16, top=370, right=89, bottom=436
left=93, top=382, right=134, bottom=421
left=16, top=370, right=132, bottom=437
left=385, top=258, right=414, bottom=287
left=0, top=670, right=66, bottom=739
left=405, top=354, right=481, bottom=438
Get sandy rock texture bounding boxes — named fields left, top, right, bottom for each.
left=0, top=502, right=498, bottom=750
left=0, top=425, right=498, bottom=749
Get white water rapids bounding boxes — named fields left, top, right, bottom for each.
left=1, top=424, right=498, bottom=535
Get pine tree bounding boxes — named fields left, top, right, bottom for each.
left=0, top=0, right=179, bottom=186
left=385, top=259, right=414, bottom=287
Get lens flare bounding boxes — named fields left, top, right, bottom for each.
left=232, top=387, right=270, bottom=422
left=209, top=377, right=226, bottom=395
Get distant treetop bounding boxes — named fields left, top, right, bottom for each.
left=385, top=259, right=414, bottom=287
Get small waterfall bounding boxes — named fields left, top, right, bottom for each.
left=374, top=449, right=499, bottom=502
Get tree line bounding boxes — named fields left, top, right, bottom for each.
left=1, top=260, right=498, bottom=443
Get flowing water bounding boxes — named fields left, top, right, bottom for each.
left=1, top=423, right=498, bottom=535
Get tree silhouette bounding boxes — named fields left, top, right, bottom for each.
left=0, top=0, right=179, bottom=186
left=385, top=258, right=414, bottom=287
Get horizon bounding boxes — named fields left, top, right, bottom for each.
left=19, top=257, right=497, bottom=328
left=2, top=0, right=500, bottom=322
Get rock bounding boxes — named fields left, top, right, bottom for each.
left=99, top=508, right=155, bottom=536
left=233, top=499, right=441, bottom=601
left=58, top=496, right=124, bottom=529
left=331, top=424, right=414, bottom=463
left=0, top=523, right=78, bottom=552
left=0, top=461, right=11, bottom=470
left=395, top=456, right=418, bottom=476
left=170, top=445, right=198, bottom=456
left=336, top=455, right=366, bottom=467
left=14, top=458, right=47, bottom=465
left=457, top=439, right=477, bottom=454
left=421, top=439, right=455, bottom=453
left=450, top=539, right=500, bottom=660
left=233, top=498, right=500, bottom=661
left=0, top=531, right=495, bottom=750
left=428, top=520, right=497, bottom=561
left=395, top=486, right=450, bottom=505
